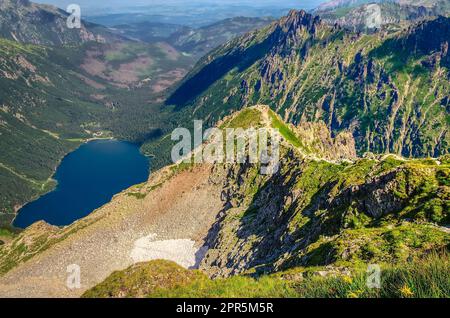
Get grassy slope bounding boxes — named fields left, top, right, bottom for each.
left=0, top=37, right=172, bottom=224
left=83, top=252, right=449, bottom=298
left=0, top=0, right=131, bottom=49
left=199, top=155, right=449, bottom=277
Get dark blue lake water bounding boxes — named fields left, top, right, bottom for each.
left=13, top=140, right=150, bottom=229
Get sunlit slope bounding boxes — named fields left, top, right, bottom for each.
left=167, top=11, right=450, bottom=158
left=1, top=106, right=448, bottom=298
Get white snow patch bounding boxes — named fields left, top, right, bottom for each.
left=130, top=234, right=208, bottom=269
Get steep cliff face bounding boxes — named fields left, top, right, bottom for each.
left=200, top=151, right=449, bottom=277
left=167, top=11, right=450, bottom=159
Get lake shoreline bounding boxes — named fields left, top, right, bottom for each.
left=12, top=137, right=115, bottom=218
left=12, top=138, right=150, bottom=229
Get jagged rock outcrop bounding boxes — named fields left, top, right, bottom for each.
left=294, top=121, right=357, bottom=160
left=200, top=152, right=449, bottom=277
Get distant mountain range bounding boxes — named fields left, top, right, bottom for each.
left=83, top=1, right=297, bottom=28
left=317, top=0, right=448, bottom=11
left=111, top=17, right=275, bottom=57
left=314, top=0, right=450, bottom=29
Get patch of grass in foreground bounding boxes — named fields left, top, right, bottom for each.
left=83, top=252, right=450, bottom=298
left=156, top=252, right=449, bottom=298
left=82, top=260, right=205, bottom=298
left=150, top=274, right=296, bottom=298
left=290, top=251, right=450, bottom=298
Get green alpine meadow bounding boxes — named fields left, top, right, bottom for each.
left=0, top=0, right=448, bottom=301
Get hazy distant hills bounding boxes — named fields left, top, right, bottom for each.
left=82, top=0, right=307, bottom=27
left=317, top=0, right=448, bottom=11
left=111, top=17, right=275, bottom=57
left=314, top=0, right=450, bottom=29
left=167, top=17, right=274, bottom=57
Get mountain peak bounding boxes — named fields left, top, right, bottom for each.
left=283, top=9, right=307, bottom=25
left=287, top=9, right=307, bottom=19
left=278, top=9, right=321, bottom=34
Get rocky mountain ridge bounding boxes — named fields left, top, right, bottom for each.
left=0, top=106, right=447, bottom=297
left=166, top=10, right=450, bottom=159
